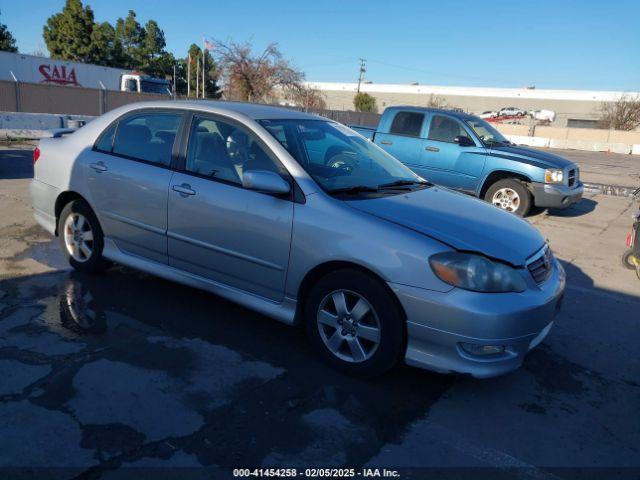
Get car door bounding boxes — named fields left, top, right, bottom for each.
left=167, top=114, right=294, bottom=302
left=86, top=110, right=183, bottom=264
left=373, top=110, right=425, bottom=165
left=419, top=114, right=487, bottom=193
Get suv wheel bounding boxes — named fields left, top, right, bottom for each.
left=485, top=179, right=531, bottom=217
left=58, top=200, right=109, bottom=273
left=304, top=269, right=405, bottom=377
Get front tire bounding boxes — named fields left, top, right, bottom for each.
left=304, top=269, right=405, bottom=377
left=621, top=249, right=638, bottom=270
left=485, top=178, right=531, bottom=217
left=58, top=199, right=109, bottom=273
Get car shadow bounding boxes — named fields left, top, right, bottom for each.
left=0, top=148, right=34, bottom=179
left=545, top=198, right=598, bottom=217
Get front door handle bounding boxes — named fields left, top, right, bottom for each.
left=172, top=183, right=196, bottom=196
left=380, top=140, right=393, bottom=145
left=89, top=161, right=107, bottom=172
left=425, top=146, right=440, bottom=152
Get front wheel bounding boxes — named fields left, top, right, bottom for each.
left=485, top=179, right=531, bottom=217
left=58, top=199, right=109, bottom=273
left=304, top=269, right=405, bottom=377
left=621, top=249, right=638, bottom=270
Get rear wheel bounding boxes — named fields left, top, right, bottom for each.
left=58, top=200, right=109, bottom=273
left=621, top=249, right=638, bottom=270
left=304, top=269, right=405, bottom=377
left=485, top=178, right=531, bottom=217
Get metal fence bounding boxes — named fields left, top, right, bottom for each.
left=0, top=80, right=169, bottom=116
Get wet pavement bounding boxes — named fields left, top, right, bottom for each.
left=1, top=146, right=640, bottom=479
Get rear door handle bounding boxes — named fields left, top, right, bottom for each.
left=172, top=183, right=196, bottom=196
left=425, top=146, right=440, bottom=152
left=89, top=161, right=107, bottom=172
left=380, top=140, right=393, bottom=145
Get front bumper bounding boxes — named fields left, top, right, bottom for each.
left=390, top=258, right=565, bottom=378
left=531, top=181, right=583, bottom=209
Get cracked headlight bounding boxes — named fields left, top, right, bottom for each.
left=430, top=252, right=527, bottom=293
left=545, top=169, right=564, bottom=184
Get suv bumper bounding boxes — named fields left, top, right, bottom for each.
left=389, top=258, right=565, bottom=378
left=531, top=181, right=583, bottom=209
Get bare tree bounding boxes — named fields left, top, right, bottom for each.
left=425, top=94, right=447, bottom=108
left=598, top=94, right=640, bottom=131
left=284, top=84, right=326, bottom=111
left=213, top=40, right=303, bottom=103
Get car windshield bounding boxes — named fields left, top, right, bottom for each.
left=465, top=117, right=510, bottom=146
left=140, top=80, right=171, bottom=95
left=258, top=119, right=423, bottom=193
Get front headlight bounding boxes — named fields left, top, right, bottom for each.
left=544, top=169, right=564, bottom=184
left=429, top=252, right=527, bottom=293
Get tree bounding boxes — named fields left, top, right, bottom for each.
left=213, top=40, right=303, bottom=103
left=43, top=0, right=96, bottom=62
left=426, top=94, right=447, bottom=108
left=353, top=92, right=377, bottom=113
left=114, top=10, right=144, bottom=68
left=598, top=94, right=640, bottom=131
left=0, top=10, right=17, bottom=52
left=284, top=85, right=326, bottom=110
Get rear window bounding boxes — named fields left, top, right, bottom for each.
left=112, top=113, right=182, bottom=166
left=389, top=111, right=424, bottom=137
left=95, top=124, right=116, bottom=152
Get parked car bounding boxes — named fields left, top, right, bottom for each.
left=30, top=101, right=565, bottom=378
left=479, top=110, right=497, bottom=119
left=350, top=106, right=583, bottom=216
left=499, top=106, right=527, bottom=117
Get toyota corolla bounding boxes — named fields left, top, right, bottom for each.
left=30, top=101, right=565, bottom=378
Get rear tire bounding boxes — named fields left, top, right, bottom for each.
left=621, top=249, right=638, bottom=270
left=304, top=269, right=405, bottom=377
left=485, top=178, right=531, bottom=217
left=58, top=199, right=109, bottom=273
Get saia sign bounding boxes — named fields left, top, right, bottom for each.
left=38, top=64, right=81, bottom=86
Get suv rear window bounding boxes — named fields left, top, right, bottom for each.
left=389, top=112, right=424, bottom=137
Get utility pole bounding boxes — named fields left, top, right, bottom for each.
left=357, top=58, right=366, bottom=93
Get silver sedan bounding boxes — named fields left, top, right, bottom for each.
left=30, top=101, right=565, bottom=378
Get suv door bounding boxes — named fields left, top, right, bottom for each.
left=420, top=114, right=487, bottom=193
left=167, top=114, right=294, bottom=302
left=374, top=110, right=425, bottom=165
left=87, top=111, right=183, bottom=263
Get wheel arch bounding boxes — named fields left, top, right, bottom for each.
left=54, top=191, right=89, bottom=236
left=479, top=170, right=533, bottom=199
left=294, top=260, right=408, bottom=330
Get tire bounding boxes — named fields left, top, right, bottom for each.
left=485, top=178, right=531, bottom=217
left=304, top=269, right=405, bottom=377
left=621, top=249, right=638, bottom=270
left=58, top=199, right=109, bottom=273
left=636, top=263, right=640, bottom=281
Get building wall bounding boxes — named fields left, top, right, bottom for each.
left=307, top=82, right=638, bottom=128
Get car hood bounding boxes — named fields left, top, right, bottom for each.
left=347, top=187, right=545, bottom=266
left=489, top=144, right=574, bottom=169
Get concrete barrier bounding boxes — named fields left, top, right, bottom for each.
left=0, top=111, right=94, bottom=139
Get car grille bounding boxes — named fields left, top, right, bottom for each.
left=527, top=246, right=553, bottom=284
left=568, top=168, right=577, bottom=187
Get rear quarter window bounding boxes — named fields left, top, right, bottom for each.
left=94, top=124, right=116, bottom=152
left=389, top=112, right=424, bottom=137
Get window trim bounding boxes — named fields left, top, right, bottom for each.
left=177, top=111, right=300, bottom=202
left=91, top=108, right=186, bottom=170
left=389, top=111, right=426, bottom=138
left=426, top=113, right=478, bottom=146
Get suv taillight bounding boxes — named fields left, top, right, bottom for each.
left=33, top=147, right=40, bottom=164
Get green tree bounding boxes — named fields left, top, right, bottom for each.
left=0, top=10, right=17, bottom=52
left=114, top=10, right=144, bottom=68
left=90, top=21, right=127, bottom=67
left=353, top=92, right=377, bottom=113
left=43, top=0, right=96, bottom=62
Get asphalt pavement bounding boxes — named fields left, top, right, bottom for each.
left=0, top=145, right=639, bottom=479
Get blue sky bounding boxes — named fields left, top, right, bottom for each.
left=2, top=0, right=638, bottom=91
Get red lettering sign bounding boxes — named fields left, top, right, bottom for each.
left=38, top=64, right=81, bottom=87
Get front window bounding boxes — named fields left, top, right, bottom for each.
left=259, top=119, right=423, bottom=193
left=465, top=117, right=510, bottom=147
left=140, top=80, right=171, bottom=95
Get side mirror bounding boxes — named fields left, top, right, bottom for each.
left=242, top=170, right=291, bottom=194
left=454, top=135, right=475, bottom=147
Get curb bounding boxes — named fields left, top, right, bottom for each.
left=583, top=182, right=638, bottom=198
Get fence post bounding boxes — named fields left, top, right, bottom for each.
left=13, top=81, right=20, bottom=112
left=99, top=89, right=106, bottom=115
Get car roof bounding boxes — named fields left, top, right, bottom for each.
left=116, top=100, right=322, bottom=121
left=386, top=105, right=477, bottom=120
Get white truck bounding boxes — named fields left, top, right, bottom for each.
left=0, top=51, right=171, bottom=95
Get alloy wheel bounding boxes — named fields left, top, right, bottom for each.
left=63, top=213, right=94, bottom=263
left=492, top=187, right=521, bottom=212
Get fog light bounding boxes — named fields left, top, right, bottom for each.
left=460, top=343, right=505, bottom=356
